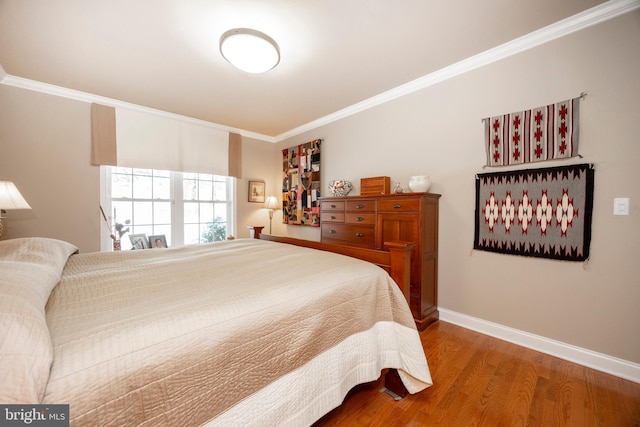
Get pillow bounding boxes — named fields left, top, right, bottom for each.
left=0, top=238, right=78, bottom=403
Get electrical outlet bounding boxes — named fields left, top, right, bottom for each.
left=613, top=198, right=630, bottom=215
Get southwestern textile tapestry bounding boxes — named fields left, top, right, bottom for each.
left=483, top=97, right=581, bottom=167
left=474, top=163, right=594, bottom=261
left=282, top=139, right=321, bottom=226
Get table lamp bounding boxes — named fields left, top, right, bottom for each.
left=0, top=181, right=31, bottom=240
left=264, top=196, right=278, bottom=234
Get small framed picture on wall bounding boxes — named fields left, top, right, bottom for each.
left=248, top=180, right=266, bottom=203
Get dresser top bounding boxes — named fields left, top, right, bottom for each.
left=320, top=192, right=441, bottom=201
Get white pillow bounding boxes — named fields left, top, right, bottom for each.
left=0, top=238, right=78, bottom=403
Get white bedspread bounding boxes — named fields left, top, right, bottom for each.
left=42, top=239, right=431, bottom=426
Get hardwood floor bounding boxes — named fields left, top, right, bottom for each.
left=314, top=321, right=640, bottom=426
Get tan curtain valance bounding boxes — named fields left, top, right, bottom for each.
left=90, top=103, right=241, bottom=178
left=90, top=103, right=117, bottom=166
left=228, top=132, right=242, bottom=178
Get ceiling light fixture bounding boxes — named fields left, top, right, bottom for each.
left=219, top=28, right=280, bottom=74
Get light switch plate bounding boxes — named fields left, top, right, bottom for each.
left=613, top=198, right=630, bottom=215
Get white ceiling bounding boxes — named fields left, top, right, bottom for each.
left=0, top=0, right=626, bottom=141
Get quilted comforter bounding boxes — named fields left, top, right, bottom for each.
left=1, top=237, right=432, bottom=426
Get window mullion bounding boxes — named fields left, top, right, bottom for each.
left=172, top=171, right=184, bottom=246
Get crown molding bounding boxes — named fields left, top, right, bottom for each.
left=1, top=0, right=637, bottom=144
left=274, top=0, right=640, bottom=142
left=0, top=73, right=276, bottom=143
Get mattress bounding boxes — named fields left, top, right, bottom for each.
left=2, top=237, right=432, bottom=426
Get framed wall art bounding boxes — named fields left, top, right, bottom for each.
left=282, top=139, right=321, bottom=226
left=248, top=180, right=265, bottom=203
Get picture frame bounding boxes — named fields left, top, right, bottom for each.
left=248, top=180, right=266, bottom=203
left=282, top=139, right=321, bottom=226
left=129, top=233, right=149, bottom=250
left=149, top=235, right=168, bottom=249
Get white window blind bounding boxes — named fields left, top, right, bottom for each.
left=91, top=103, right=241, bottom=178
left=115, top=108, right=230, bottom=175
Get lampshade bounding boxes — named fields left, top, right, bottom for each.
left=0, top=181, right=31, bottom=210
left=220, top=28, right=280, bottom=74
left=265, top=196, right=279, bottom=210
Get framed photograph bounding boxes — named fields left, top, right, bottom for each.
left=129, top=233, right=149, bottom=250
left=149, top=235, right=168, bottom=249
left=248, top=180, right=265, bottom=203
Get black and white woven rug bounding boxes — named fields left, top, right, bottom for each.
left=474, top=163, right=594, bottom=261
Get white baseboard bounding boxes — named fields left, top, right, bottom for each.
left=439, top=308, right=640, bottom=384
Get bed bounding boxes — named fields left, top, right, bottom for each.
left=0, top=236, right=432, bottom=426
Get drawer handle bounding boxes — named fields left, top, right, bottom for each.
left=393, top=204, right=402, bottom=209
left=329, top=229, right=336, bottom=234
left=355, top=232, right=364, bottom=237
left=330, top=215, right=337, bottom=220
left=356, top=216, right=364, bottom=221
left=356, top=204, right=364, bottom=209
left=330, top=204, right=337, bottom=208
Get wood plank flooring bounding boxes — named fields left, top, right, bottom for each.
left=313, top=321, right=640, bottom=426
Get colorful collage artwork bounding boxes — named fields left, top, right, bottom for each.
left=282, top=139, right=321, bottom=226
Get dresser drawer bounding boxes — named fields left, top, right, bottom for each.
left=346, top=200, right=376, bottom=212
left=322, top=212, right=345, bottom=223
left=345, top=212, right=375, bottom=225
left=377, top=198, right=420, bottom=212
left=321, top=224, right=375, bottom=247
left=320, top=192, right=441, bottom=330
left=321, top=200, right=345, bottom=211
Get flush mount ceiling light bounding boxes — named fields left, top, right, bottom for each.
left=219, top=28, right=280, bottom=74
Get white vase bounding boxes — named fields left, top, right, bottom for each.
left=408, top=175, right=431, bottom=193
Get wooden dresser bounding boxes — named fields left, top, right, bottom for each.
left=320, top=192, right=440, bottom=330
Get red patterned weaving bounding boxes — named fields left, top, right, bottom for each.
left=484, top=97, right=580, bottom=166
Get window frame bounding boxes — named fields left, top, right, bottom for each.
left=100, top=166, right=236, bottom=251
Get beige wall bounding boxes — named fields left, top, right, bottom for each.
left=0, top=86, right=278, bottom=247
left=275, top=11, right=640, bottom=364
left=0, top=85, right=101, bottom=251
left=235, top=136, right=281, bottom=238
left=1, top=10, right=638, bottom=367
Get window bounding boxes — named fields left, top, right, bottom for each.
left=182, top=172, right=232, bottom=245
left=104, top=166, right=235, bottom=250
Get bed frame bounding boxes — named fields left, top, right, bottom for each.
left=255, top=230, right=414, bottom=398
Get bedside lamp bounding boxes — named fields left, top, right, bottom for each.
left=264, top=196, right=278, bottom=234
left=0, top=181, right=32, bottom=240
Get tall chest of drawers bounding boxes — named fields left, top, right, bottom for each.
left=320, top=192, right=440, bottom=330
